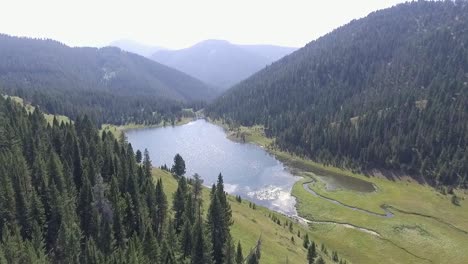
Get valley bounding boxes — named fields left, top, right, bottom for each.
left=0, top=1, right=466, bottom=263
left=219, top=121, right=468, bottom=263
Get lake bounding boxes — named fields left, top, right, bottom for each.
left=126, top=119, right=301, bottom=215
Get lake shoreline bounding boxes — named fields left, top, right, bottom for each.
left=125, top=119, right=301, bottom=216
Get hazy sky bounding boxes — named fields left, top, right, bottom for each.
left=0, top=0, right=407, bottom=49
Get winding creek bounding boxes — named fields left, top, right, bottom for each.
left=302, top=181, right=394, bottom=218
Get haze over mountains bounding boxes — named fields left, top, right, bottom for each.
left=208, top=1, right=468, bottom=186
left=150, top=40, right=297, bottom=90
left=109, top=39, right=164, bottom=57
left=0, top=34, right=215, bottom=124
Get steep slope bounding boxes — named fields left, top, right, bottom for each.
left=109, top=39, right=164, bottom=57
left=0, top=34, right=215, bottom=124
left=151, top=39, right=297, bottom=89
left=208, top=1, right=468, bottom=186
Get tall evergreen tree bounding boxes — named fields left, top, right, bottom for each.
left=142, top=149, right=152, bottom=180
left=303, top=233, right=310, bottom=249
left=54, top=199, right=81, bottom=264
left=191, top=217, right=209, bottom=264
left=236, top=241, right=244, bottom=264
left=223, top=234, right=236, bottom=264
left=154, top=178, right=168, bottom=239
left=308, top=242, right=317, bottom=264
left=135, top=150, right=143, bottom=164
left=180, top=216, right=193, bottom=260
left=207, top=190, right=226, bottom=264
left=171, top=153, right=186, bottom=177
left=216, top=173, right=233, bottom=229
left=173, top=176, right=188, bottom=233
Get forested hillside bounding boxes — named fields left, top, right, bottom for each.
left=151, top=40, right=296, bottom=90
left=0, top=96, right=259, bottom=263
left=0, top=34, right=215, bottom=124
left=208, top=1, right=468, bottom=186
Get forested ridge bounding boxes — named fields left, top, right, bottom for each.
left=208, top=1, right=468, bottom=186
left=0, top=95, right=260, bottom=263
left=0, top=34, right=215, bottom=125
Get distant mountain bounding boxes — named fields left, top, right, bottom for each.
left=109, top=39, right=164, bottom=57
left=208, top=1, right=468, bottom=186
left=0, top=34, right=215, bottom=124
left=150, top=40, right=297, bottom=90
left=239, top=44, right=297, bottom=62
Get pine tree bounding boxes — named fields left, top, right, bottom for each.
left=180, top=216, right=193, bottom=259
left=82, top=238, right=104, bottom=264
left=0, top=164, right=16, bottom=235
left=154, top=178, right=168, bottom=239
left=208, top=186, right=225, bottom=264
left=54, top=198, right=81, bottom=264
left=143, top=226, right=160, bottom=261
left=236, top=241, right=244, bottom=264
left=30, top=222, right=48, bottom=263
left=48, top=151, right=66, bottom=193
left=216, top=173, right=233, bottom=229
left=173, top=176, right=187, bottom=233
left=332, top=251, right=339, bottom=262
left=45, top=183, right=61, bottom=249
left=307, top=242, right=317, bottom=264
left=125, top=235, right=147, bottom=263
left=78, top=176, right=93, bottom=237
left=142, top=149, right=152, bottom=180
left=315, top=256, right=326, bottom=264
left=191, top=217, right=209, bottom=264
left=171, top=154, right=186, bottom=177
left=303, top=233, right=310, bottom=248
left=135, top=150, right=143, bottom=164
left=1, top=224, right=27, bottom=263
left=223, top=234, right=236, bottom=264
left=72, top=141, right=83, bottom=191
left=184, top=192, right=195, bottom=225
left=29, top=190, right=46, bottom=232
left=161, top=241, right=176, bottom=264
left=192, top=173, right=203, bottom=218
left=12, top=150, right=33, bottom=238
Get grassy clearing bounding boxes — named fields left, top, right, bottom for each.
left=210, top=120, right=468, bottom=263
left=153, top=168, right=345, bottom=264
left=5, top=95, right=71, bottom=125
left=209, top=119, right=273, bottom=147
left=294, top=178, right=468, bottom=263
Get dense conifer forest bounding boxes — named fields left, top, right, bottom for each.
left=0, top=34, right=215, bottom=125
left=0, top=96, right=258, bottom=263
left=208, top=1, right=468, bottom=186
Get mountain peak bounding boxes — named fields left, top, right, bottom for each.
left=150, top=40, right=297, bottom=89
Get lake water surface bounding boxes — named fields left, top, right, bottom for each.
left=126, top=119, right=300, bottom=215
